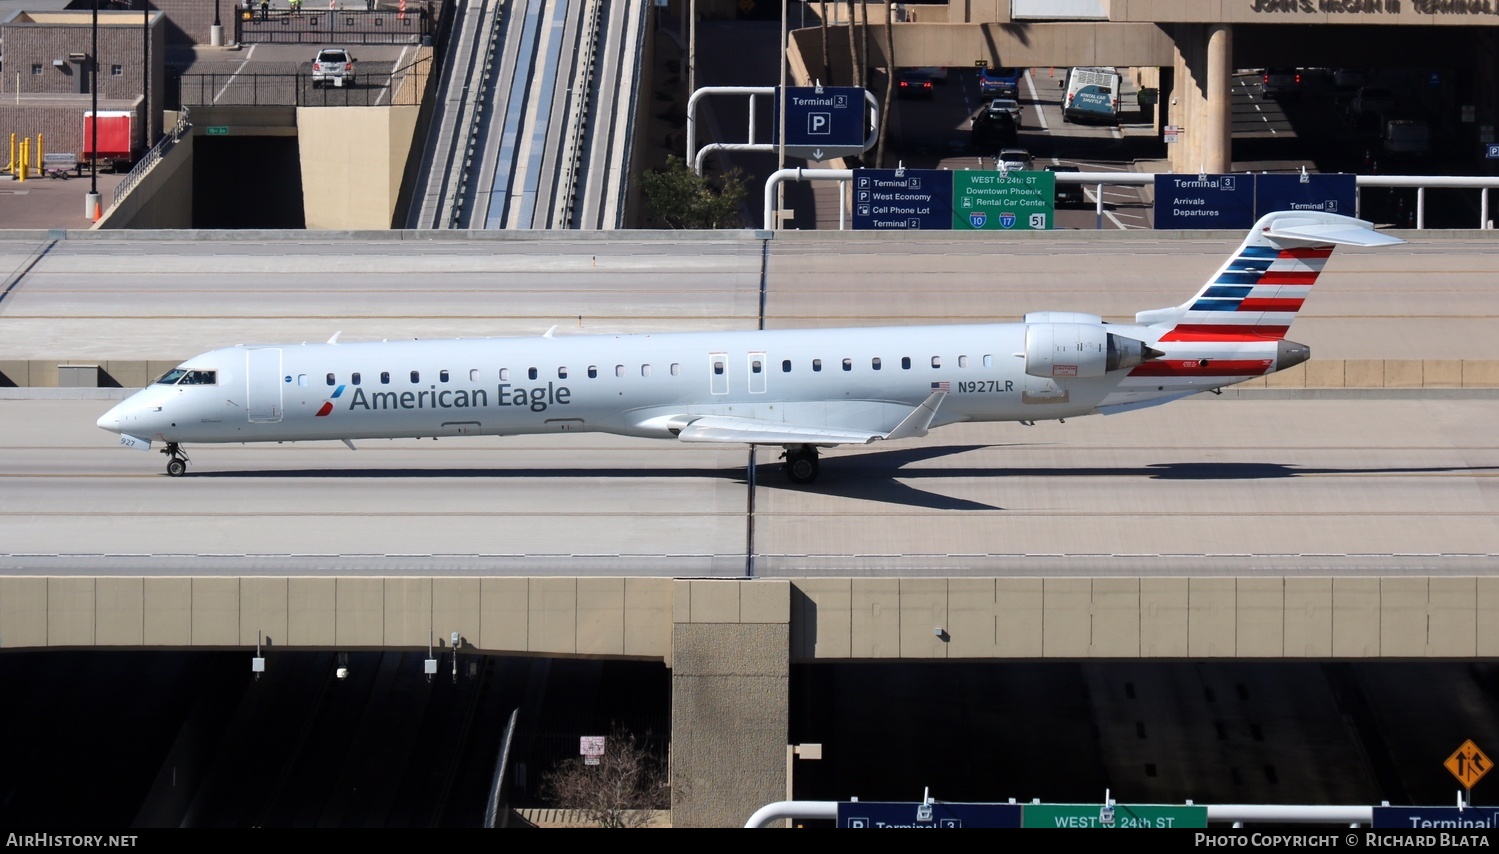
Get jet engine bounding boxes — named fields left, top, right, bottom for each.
left=1024, top=322, right=1159, bottom=378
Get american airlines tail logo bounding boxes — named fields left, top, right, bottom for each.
left=316, top=385, right=345, bottom=417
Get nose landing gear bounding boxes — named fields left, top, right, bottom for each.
left=161, top=443, right=190, bottom=477
left=781, top=445, right=820, bottom=484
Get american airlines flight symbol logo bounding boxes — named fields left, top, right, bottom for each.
left=316, top=384, right=346, bottom=417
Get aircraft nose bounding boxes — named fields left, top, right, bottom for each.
left=97, top=403, right=122, bottom=433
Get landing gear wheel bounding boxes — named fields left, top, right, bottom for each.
left=161, top=442, right=190, bottom=477
left=783, top=447, right=820, bottom=484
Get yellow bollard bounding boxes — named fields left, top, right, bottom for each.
left=37, top=133, right=44, bottom=175
left=17, top=137, right=27, bottom=182
left=6, top=132, right=14, bottom=176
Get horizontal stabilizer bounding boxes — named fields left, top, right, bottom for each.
left=1264, top=218, right=1405, bottom=247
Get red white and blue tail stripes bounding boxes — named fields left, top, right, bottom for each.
left=1158, top=245, right=1333, bottom=342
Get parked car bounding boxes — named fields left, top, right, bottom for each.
left=984, top=98, right=1023, bottom=129
left=311, top=48, right=357, bottom=89
left=896, top=69, right=935, bottom=100
left=1259, top=68, right=1301, bottom=99
left=1047, top=164, right=1084, bottom=206
left=998, top=147, right=1032, bottom=172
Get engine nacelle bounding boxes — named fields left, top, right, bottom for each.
left=1024, top=322, right=1154, bottom=379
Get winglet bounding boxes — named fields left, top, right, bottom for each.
left=543, top=325, right=557, bottom=339
left=327, top=331, right=342, bottom=345
left=883, top=390, right=948, bottom=441
left=341, top=438, right=357, bottom=450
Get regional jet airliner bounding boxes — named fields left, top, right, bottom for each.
left=96, top=211, right=1402, bottom=483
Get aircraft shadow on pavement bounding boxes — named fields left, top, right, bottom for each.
left=189, top=447, right=1499, bottom=513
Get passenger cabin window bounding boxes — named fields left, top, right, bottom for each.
left=751, top=359, right=763, bottom=374
left=902, top=357, right=911, bottom=370
left=410, top=371, right=420, bottom=383
left=931, top=356, right=942, bottom=369
left=713, top=360, right=725, bottom=376
left=499, top=368, right=509, bottom=381
left=588, top=366, right=598, bottom=378
left=641, top=364, right=652, bottom=377
left=381, top=372, right=391, bottom=384
left=326, top=373, right=336, bottom=386
left=813, top=359, right=822, bottom=372
left=842, top=358, right=852, bottom=372
left=352, top=372, right=362, bottom=386
left=440, top=370, right=450, bottom=383
left=983, top=355, right=993, bottom=368
left=469, top=369, right=479, bottom=381
left=871, top=357, right=882, bottom=371
left=558, top=367, right=568, bottom=379
left=297, top=374, right=308, bottom=387
left=528, top=367, right=538, bottom=380
left=958, top=355, right=969, bottom=368
left=782, top=359, right=792, bottom=373
left=615, top=365, right=625, bottom=378
left=671, top=363, right=681, bottom=376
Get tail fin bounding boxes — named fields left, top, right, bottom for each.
left=1136, top=211, right=1403, bottom=342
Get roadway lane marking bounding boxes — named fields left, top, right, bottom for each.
left=1023, top=68, right=1050, bottom=132
left=374, top=45, right=413, bottom=107
left=213, top=44, right=258, bottom=104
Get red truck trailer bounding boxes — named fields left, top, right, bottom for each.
left=82, top=111, right=135, bottom=172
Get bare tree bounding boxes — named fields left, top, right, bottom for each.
left=541, top=725, right=669, bottom=828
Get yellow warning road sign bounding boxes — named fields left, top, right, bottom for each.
left=1445, top=740, right=1492, bottom=788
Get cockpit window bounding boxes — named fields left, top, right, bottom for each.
left=153, top=368, right=216, bottom=385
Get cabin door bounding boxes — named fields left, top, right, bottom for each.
left=245, top=348, right=283, bottom=422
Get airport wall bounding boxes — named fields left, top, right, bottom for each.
left=4, top=575, right=1496, bottom=659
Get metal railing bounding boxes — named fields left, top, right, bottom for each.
left=237, top=7, right=430, bottom=45
left=175, top=71, right=403, bottom=107
left=764, top=169, right=1499, bottom=231
left=111, top=108, right=191, bottom=209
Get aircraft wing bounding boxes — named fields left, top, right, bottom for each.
left=673, top=390, right=949, bottom=446
left=676, top=416, right=884, bottom=446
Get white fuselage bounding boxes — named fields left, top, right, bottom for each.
left=96, top=321, right=1282, bottom=448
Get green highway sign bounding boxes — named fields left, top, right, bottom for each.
left=1022, top=804, right=1208, bottom=829
left=953, top=170, right=1054, bottom=230
left=205, top=127, right=229, bottom=135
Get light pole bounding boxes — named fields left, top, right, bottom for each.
left=212, top=0, right=224, bottom=47
left=86, top=0, right=99, bottom=221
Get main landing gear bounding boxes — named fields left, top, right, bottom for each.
left=781, top=445, right=820, bottom=484
left=161, top=442, right=190, bottom=477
